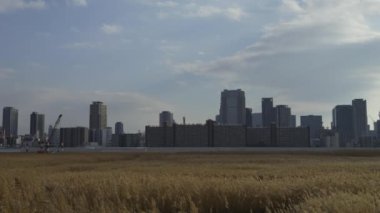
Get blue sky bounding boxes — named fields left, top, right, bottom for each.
left=1, top=0, right=380, bottom=134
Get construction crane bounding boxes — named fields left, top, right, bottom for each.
left=38, top=114, right=62, bottom=153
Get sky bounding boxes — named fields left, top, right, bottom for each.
left=1, top=0, right=380, bottom=134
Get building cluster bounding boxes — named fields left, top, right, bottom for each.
left=0, top=102, right=142, bottom=148
left=0, top=89, right=380, bottom=148
left=146, top=90, right=308, bottom=147
left=147, top=90, right=380, bottom=148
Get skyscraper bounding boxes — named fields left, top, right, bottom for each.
left=30, top=112, right=45, bottom=139
left=352, top=99, right=368, bottom=141
left=252, top=113, right=262, bottom=127
left=219, top=89, right=246, bottom=125
left=274, top=105, right=291, bottom=127
left=115, top=122, right=124, bottom=135
left=89, top=101, right=107, bottom=129
left=159, top=111, right=174, bottom=127
left=2, top=107, right=18, bottom=138
left=332, top=105, right=354, bottom=147
left=290, top=115, right=296, bottom=127
left=245, top=108, right=252, bottom=127
left=301, top=115, right=323, bottom=139
left=262, top=98, right=274, bottom=127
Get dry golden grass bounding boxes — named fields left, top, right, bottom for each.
left=1, top=150, right=380, bottom=212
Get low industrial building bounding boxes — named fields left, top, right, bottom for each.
left=146, top=121, right=310, bottom=147
left=60, top=127, right=89, bottom=147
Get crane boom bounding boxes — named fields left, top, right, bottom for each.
left=39, top=114, right=62, bottom=153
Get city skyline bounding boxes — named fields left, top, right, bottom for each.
left=0, top=93, right=377, bottom=136
left=1, top=0, right=380, bottom=133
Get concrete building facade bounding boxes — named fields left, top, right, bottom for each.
left=60, top=127, right=89, bottom=147
left=274, top=105, right=291, bottom=127
left=89, top=101, right=107, bottom=130
left=262, top=98, right=274, bottom=127
left=245, top=108, right=252, bottom=127
left=252, top=113, right=262, bottom=128
left=2, top=107, right=18, bottom=139
left=219, top=89, right=246, bottom=125
left=301, top=115, right=323, bottom=146
left=332, top=105, right=354, bottom=147
left=352, top=99, right=368, bottom=141
left=30, top=112, right=45, bottom=139
left=159, top=111, right=174, bottom=127
left=115, top=122, right=124, bottom=135
left=146, top=121, right=309, bottom=148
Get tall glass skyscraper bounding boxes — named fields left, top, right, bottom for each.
left=89, top=101, right=107, bottom=129
left=219, top=89, right=246, bottom=125
left=262, top=98, right=274, bottom=127
left=2, top=107, right=18, bottom=138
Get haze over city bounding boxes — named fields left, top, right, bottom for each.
left=1, top=0, right=380, bottom=134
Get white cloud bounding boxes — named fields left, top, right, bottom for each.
left=70, top=0, right=87, bottom=7
left=0, top=0, right=46, bottom=13
left=100, top=24, right=123, bottom=35
left=62, top=41, right=102, bottom=49
left=185, top=4, right=247, bottom=21
left=165, top=0, right=380, bottom=124
left=144, top=1, right=248, bottom=21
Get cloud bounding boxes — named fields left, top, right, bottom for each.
left=100, top=24, right=123, bottom=35
left=62, top=41, right=102, bottom=49
left=0, top=0, right=46, bottom=13
left=166, top=0, right=380, bottom=123
left=143, top=1, right=248, bottom=21
left=70, top=0, right=87, bottom=7
left=0, top=68, right=14, bottom=79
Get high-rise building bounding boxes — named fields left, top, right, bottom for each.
left=89, top=101, right=107, bottom=130
left=352, top=99, right=368, bottom=141
left=375, top=119, right=380, bottom=139
left=301, top=115, right=323, bottom=139
left=30, top=112, right=45, bottom=139
left=2, top=107, right=18, bottom=138
left=159, top=111, right=174, bottom=127
left=252, top=113, right=262, bottom=127
left=332, top=105, right=354, bottom=147
left=274, top=105, right=291, bottom=127
left=115, top=122, right=124, bottom=135
left=290, top=115, right=296, bottom=127
left=245, top=108, right=252, bottom=127
left=219, top=89, right=246, bottom=125
left=262, top=98, right=274, bottom=127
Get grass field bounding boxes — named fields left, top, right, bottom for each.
left=1, top=150, right=380, bottom=212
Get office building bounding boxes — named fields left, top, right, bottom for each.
left=245, top=108, right=252, bottom=127
left=352, top=99, right=368, bottom=140
left=375, top=119, right=380, bottom=139
left=290, top=115, right=296, bottom=127
left=262, top=98, right=274, bottom=127
left=274, top=105, right=291, bottom=127
left=159, top=111, right=174, bottom=127
left=252, top=113, right=262, bottom=127
left=89, top=101, right=107, bottom=130
left=2, top=107, right=18, bottom=138
left=332, top=105, right=354, bottom=147
left=301, top=115, right=323, bottom=145
left=30, top=112, right=45, bottom=139
left=219, top=89, right=246, bottom=125
left=115, top=122, right=124, bottom=135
